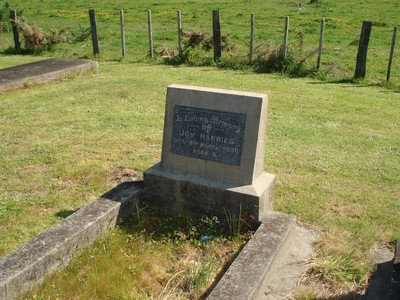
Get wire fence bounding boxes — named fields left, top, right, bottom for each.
left=2, top=7, right=399, bottom=87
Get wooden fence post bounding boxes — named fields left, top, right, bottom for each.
left=249, top=13, right=255, bottom=64
left=148, top=9, right=153, bottom=58
left=283, top=16, right=289, bottom=61
left=120, top=9, right=125, bottom=57
left=177, top=10, right=182, bottom=56
left=10, top=9, right=20, bottom=50
left=354, top=21, right=372, bottom=79
left=89, top=9, right=99, bottom=55
left=212, top=10, right=221, bottom=62
left=317, top=19, right=325, bottom=70
left=387, top=26, right=397, bottom=82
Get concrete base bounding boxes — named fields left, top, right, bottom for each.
left=0, top=58, right=99, bottom=91
left=207, top=212, right=297, bottom=300
left=143, top=163, right=275, bottom=227
left=0, top=181, right=142, bottom=300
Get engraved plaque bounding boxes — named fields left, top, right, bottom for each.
left=171, top=105, right=246, bottom=165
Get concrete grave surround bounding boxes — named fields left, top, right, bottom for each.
left=0, top=58, right=99, bottom=91
left=144, top=84, right=275, bottom=224
left=0, top=182, right=142, bottom=300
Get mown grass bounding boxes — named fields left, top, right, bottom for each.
left=1, top=55, right=399, bottom=297
left=0, top=0, right=399, bottom=297
left=1, top=0, right=399, bottom=87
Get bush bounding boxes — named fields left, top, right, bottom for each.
left=15, top=17, right=65, bottom=52
left=162, top=30, right=235, bottom=66
left=252, top=42, right=286, bottom=73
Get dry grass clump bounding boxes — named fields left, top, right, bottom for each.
left=15, top=17, right=64, bottom=51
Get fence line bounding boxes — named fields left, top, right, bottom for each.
left=387, top=26, right=397, bottom=82
left=283, top=16, right=289, bottom=61
left=249, top=13, right=255, bottom=64
left=10, top=10, right=20, bottom=50
left=6, top=8, right=398, bottom=83
left=212, top=10, right=221, bottom=62
left=316, top=19, right=325, bottom=70
left=89, top=9, right=99, bottom=55
left=120, top=10, right=125, bottom=57
left=147, top=10, right=153, bottom=58
left=177, top=10, right=182, bottom=57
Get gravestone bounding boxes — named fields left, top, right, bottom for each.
left=143, top=84, right=275, bottom=226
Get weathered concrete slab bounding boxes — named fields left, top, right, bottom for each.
left=0, top=58, right=99, bottom=91
left=207, top=212, right=297, bottom=300
left=0, top=181, right=142, bottom=300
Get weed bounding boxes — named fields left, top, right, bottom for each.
left=0, top=0, right=24, bottom=32
left=293, top=287, right=318, bottom=299
left=309, top=250, right=366, bottom=287
left=162, top=30, right=235, bottom=67
left=163, top=49, right=190, bottom=65
left=252, top=41, right=286, bottom=73
left=186, top=260, right=215, bottom=291
left=66, top=24, right=91, bottom=43
left=15, top=17, right=65, bottom=52
left=0, top=0, right=10, bottom=32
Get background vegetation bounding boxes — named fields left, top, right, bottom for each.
left=0, top=0, right=399, bottom=87
left=0, top=0, right=399, bottom=298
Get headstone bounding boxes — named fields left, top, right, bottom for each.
left=143, top=84, right=275, bottom=226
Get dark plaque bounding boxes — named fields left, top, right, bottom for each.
left=171, top=105, right=246, bottom=165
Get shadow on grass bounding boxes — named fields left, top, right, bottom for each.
left=307, top=78, right=400, bottom=93
left=54, top=209, right=78, bottom=219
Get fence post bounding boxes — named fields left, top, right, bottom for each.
left=317, top=19, right=325, bottom=70
left=120, top=9, right=125, bottom=57
left=148, top=9, right=153, bottom=58
left=10, top=9, right=20, bottom=50
left=177, top=10, right=182, bottom=56
left=249, top=13, right=255, bottom=64
left=354, top=21, right=372, bottom=79
left=283, top=16, right=289, bottom=61
left=89, top=9, right=99, bottom=55
left=212, top=10, right=221, bottom=62
left=387, top=26, right=397, bottom=82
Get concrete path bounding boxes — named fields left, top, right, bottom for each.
left=0, top=58, right=98, bottom=91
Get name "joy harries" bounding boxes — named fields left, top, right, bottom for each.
left=179, top=130, right=235, bottom=145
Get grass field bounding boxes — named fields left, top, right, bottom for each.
left=1, top=0, right=399, bottom=88
left=0, top=0, right=400, bottom=298
left=1, top=56, right=399, bottom=298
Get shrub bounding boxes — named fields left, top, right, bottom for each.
left=162, top=30, right=235, bottom=66
left=252, top=41, right=286, bottom=73
left=15, top=17, right=65, bottom=52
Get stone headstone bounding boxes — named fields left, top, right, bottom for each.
left=143, top=84, right=275, bottom=225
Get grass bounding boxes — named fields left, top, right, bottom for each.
left=1, top=0, right=399, bottom=87
left=1, top=56, right=399, bottom=297
left=0, top=0, right=399, bottom=297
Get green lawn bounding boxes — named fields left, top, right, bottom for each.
left=1, top=54, right=399, bottom=297
left=2, top=0, right=399, bottom=87
left=0, top=0, right=400, bottom=297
